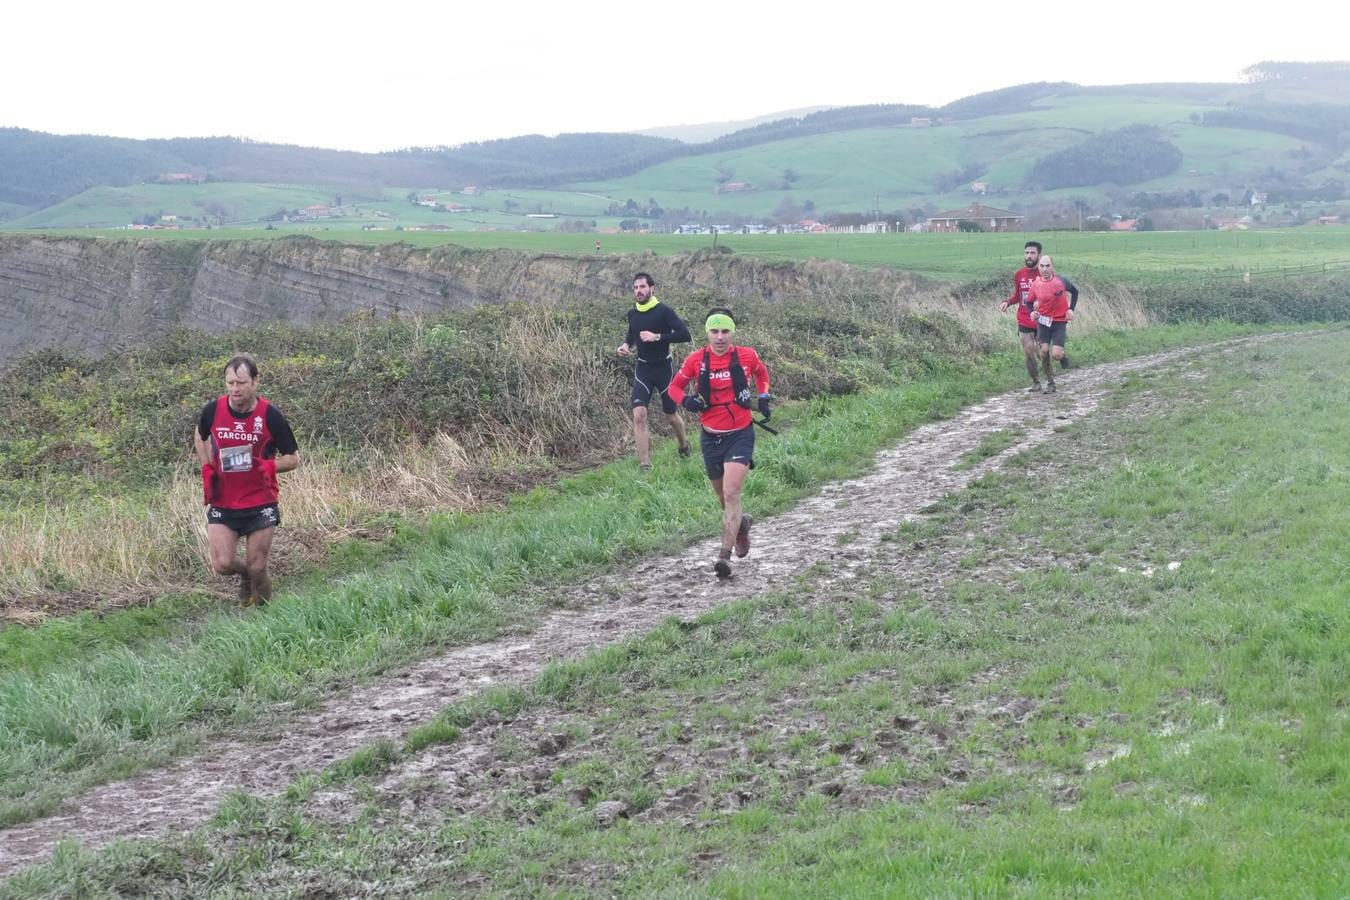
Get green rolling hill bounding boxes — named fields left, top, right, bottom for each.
left=5, top=67, right=1348, bottom=231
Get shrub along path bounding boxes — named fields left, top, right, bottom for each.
left=0, top=333, right=1303, bottom=880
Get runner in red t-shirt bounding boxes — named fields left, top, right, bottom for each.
left=999, top=240, right=1045, bottom=391
left=1026, top=254, right=1075, bottom=393
left=668, top=307, right=772, bottom=579
left=193, top=354, right=300, bottom=605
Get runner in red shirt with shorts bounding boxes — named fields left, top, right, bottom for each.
left=999, top=240, right=1044, bottom=391
left=1026, top=255, right=1073, bottom=393
left=193, top=355, right=300, bottom=605
left=668, top=308, right=772, bottom=579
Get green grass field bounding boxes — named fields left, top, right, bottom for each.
left=0, top=323, right=1259, bottom=833
left=6, top=327, right=1346, bottom=896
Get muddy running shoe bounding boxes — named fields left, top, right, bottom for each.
left=640, top=463, right=653, bottom=472
left=714, top=549, right=733, bottom=580
left=1026, top=382, right=1042, bottom=393
left=238, top=572, right=252, bottom=604
left=1059, top=355, right=1072, bottom=370
left=1042, top=380, right=1057, bottom=394
left=678, top=443, right=692, bottom=459
left=735, top=514, right=753, bottom=558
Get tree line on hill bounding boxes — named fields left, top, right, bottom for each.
left=1029, top=125, right=1184, bottom=189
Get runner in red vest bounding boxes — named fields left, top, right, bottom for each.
left=193, top=355, right=300, bottom=605
left=999, top=240, right=1045, bottom=391
left=667, top=308, right=772, bottom=579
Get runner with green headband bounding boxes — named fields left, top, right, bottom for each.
left=668, top=307, right=773, bottom=579
left=617, top=272, right=692, bottom=470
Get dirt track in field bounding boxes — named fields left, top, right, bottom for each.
left=0, top=335, right=1289, bottom=879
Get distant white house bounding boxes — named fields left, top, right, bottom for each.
left=971, top=182, right=989, bottom=195
left=1250, top=191, right=1268, bottom=206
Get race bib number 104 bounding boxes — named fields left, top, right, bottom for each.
left=219, top=443, right=253, bottom=473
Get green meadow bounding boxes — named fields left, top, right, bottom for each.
left=7, top=327, right=1346, bottom=897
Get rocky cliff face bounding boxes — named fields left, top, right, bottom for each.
left=0, top=235, right=922, bottom=362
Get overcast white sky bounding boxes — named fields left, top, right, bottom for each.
left=3, top=0, right=1344, bottom=152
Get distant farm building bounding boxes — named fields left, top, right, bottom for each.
left=910, top=117, right=933, bottom=126
left=1110, top=219, right=1139, bottom=232
left=461, top=185, right=479, bottom=195
left=928, top=203, right=1024, bottom=233
left=299, top=205, right=333, bottom=219
left=1250, top=191, right=1268, bottom=206
left=417, top=196, right=439, bottom=207
left=157, top=172, right=203, bottom=184
left=715, top=182, right=754, bottom=194
left=970, top=182, right=989, bottom=195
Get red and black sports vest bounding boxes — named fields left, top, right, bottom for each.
left=208, top=396, right=279, bottom=509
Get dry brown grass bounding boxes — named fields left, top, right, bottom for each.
left=906, top=282, right=1154, bottom=341
left=0, top=435, right=545, bottom=609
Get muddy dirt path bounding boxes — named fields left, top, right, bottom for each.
left=0, top=336, right=1289, bottom=878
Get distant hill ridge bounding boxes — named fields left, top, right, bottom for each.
left=2, top=63, right=1348, bottom=216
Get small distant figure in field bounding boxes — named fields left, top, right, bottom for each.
left=667, top=308, right=773, bottom=580
left=194, top=355, right=300, bottom=605
left=595, top=240, right=601, bottom=255
left=1026, top=255, right=1078, bottom=393
left=616, top=272, right=692, bottom=470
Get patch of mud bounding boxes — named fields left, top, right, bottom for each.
left=0, top=333, right=1300, bottom=878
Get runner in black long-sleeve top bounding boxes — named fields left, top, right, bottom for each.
left=616, top=272, right=692, bottom=469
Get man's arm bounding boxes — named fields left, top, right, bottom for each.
left=193, top=432, right=212, bottom=466
left=618, top=312, right=638, bottom=355
left=266, top=407, right=301, bottom=473
left=1000, top=272, right=1020, bottom=311
left=749, top=350, right=771, bottom=396
left=664, top=307, right=692, bottom=344
left=194, top=402, right=214, bottom=466
left=1062, top=276, right=1080, bottom=310
left=667, top=355, right=695, bottom=406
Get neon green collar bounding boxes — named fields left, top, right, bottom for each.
left=635, top=296, right=660, bottom=313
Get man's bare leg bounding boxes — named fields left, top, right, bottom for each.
left=666, top=410, right=689, bottom=454
left=244, top=527, right=277, bottom=604
left=207, top=523, right=249, bottom=599
left=717, top=463, right=750, bottom=553
left=1020, top=332, right=1040, bottom=384
left=632, top=405, right=652, bottom=468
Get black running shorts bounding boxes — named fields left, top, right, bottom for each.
left=207, top=504, right=281, bottom=535
left=1036, top=320, right=1068, bottom=347
left=631, top=357, right=677, bottom=415
left=700, top=425, right=755, bottom=480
